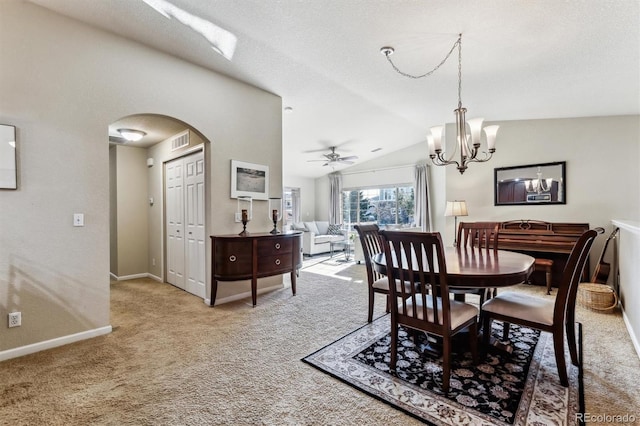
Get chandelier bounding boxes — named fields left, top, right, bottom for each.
left=525, top=167, right=553, bottom=194
left=381, top=34, right=498, bottom=174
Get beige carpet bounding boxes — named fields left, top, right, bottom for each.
left=1, top=263, right=639, bottom=425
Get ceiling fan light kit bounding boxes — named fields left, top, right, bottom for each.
left=381, top=33, right=499, bottom=175
left=308, top=146, right=359, bottom=167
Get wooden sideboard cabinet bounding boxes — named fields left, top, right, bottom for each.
left=210, top=231, right=303, bottom=306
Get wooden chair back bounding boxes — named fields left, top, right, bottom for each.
left=554, top=228, right=600, bottom=325
left=354, top=224, right=384, bottom=285
left=379, top=230, right=478, bottom=394
left=457, top=221, right=500, bottom=250
left=379, top=230, right=452, bottom=333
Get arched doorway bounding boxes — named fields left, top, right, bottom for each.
left=109, top=113, right=209, bottom=299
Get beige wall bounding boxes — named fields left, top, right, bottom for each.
left=112, top=145, right=150, bottom=278
left=612, top=221, right=640, bottom=357
left=0, top=1, right=282, bottom=355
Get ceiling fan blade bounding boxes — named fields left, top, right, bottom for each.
left=339, top=155, right=358, bottom=161
left=338, top=160, right=355, bottom=165
left=307, top=159, right=328, bottom=162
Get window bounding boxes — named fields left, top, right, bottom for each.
left=283, top=187, right=300, bottom=225
left=342, top=185, right=414, bottom=228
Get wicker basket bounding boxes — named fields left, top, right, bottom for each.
left=577, top=282, right=618, bottom=313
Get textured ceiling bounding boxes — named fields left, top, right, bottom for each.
left=32, top=0, right=640, bottom=178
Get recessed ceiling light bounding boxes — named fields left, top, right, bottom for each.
left=284, top=106, right=294, bottom=113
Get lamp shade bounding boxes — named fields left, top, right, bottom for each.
left=444, top=200, right=468, bottom=217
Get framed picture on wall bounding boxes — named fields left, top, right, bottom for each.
left=0, top=124, right=17, bottom=190
left=231, top=160, right=269, bottom=200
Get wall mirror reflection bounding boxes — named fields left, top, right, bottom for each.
left=0, top=124, right=17, bottom=189
left=494, top=161, right=566, bottom=206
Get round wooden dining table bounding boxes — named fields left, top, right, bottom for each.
left=371, top=247, right=535, bottom=289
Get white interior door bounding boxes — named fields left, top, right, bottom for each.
left=184, top=151, right=206, bottom=297
left=164, top=150, right=206, bottom=298
left=166, top=158, right=185, bottom=290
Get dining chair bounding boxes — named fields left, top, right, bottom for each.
left=354, top=224, right=390, bottom=322
left=453, top=221, right=501, bottom=306
left=481, top=228, right=600, bottom=387
left=379, top=230, right=479, bottom=395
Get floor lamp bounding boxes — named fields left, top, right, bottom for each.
left=444, top=200, right=468, bottom=246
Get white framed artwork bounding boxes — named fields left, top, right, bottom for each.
left=230, top=160, right=269, bottom=200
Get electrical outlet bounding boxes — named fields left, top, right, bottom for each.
left=8, top=312, right=21, bottom=328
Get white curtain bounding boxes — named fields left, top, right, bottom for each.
left=414, top=164, right=432, bottom=231
left=328, top=172, right=343, bottom=225
left=290, top=188, right=301, bottom=223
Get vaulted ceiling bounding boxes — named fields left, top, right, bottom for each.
left=32, top=0, right=640, bottom=178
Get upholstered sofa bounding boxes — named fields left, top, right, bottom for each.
left=293, top=221, right=346, bottom=256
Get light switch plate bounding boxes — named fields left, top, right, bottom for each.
left=73, top=213, right=84, bottom=227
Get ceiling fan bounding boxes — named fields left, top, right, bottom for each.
left=308, top=146, right=359, bottom=167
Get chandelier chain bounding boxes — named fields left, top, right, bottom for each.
left=457, top=36, right=463, bottom=107
left=383, top=34, right=462, bottom=80
left=380, top=33, right=497, bottom=175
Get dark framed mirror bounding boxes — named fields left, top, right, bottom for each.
left=494, top=161, right=566, bottom=206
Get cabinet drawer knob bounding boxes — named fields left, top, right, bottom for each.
left=275, top=243, right=281, bottom=249
left=275, top=259, right=281, bottom=265
left=229, top=255, right=237, bottom=262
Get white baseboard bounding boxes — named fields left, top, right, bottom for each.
left=0, top=326, right=112, bottom=362
left=621, top=307, right=640, bottom=360
left=110, top=272, right=162, bottom=282
left=211, top=284, right=284, bottom=306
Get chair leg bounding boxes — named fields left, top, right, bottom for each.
left=502, top=322, right=511, bottom=341
left=390, top=324, right=398, bottom=372
left=441, top=336, right=451, bottom=395
left=477, top=289, right=487, bottom=325
left=468, top=322, right=479, bottom=364
left=482, top=315, right=492, bottom=349
left=367, top=287, right=375, bottom=323
left=478, top=289, right=486, bottom=306
left=409, top=328, right=420, bottom=343
left=553, top=331, right=569, bottom=387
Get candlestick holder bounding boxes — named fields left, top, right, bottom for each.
left=268, top=197, right=283, bottom=234
left=237, top=196, right=252, bottom=236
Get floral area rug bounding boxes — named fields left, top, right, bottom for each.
left=302, top=315, right=584, bottom=425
